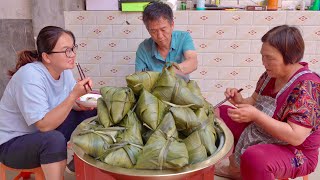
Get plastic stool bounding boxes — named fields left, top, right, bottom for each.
left=0, top=163, right=45, bottom=180
left=278, top=175, right=308, bottom=180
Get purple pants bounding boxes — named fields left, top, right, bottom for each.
left=219, top=105, right=319, bottom=180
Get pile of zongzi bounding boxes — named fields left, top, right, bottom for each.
left=73, top=64, right=221, bottom=170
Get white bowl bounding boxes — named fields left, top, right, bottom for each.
left=76, top=93, right=102, bottom=108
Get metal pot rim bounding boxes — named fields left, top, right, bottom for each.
left=71, top=117, right=234, bottom=177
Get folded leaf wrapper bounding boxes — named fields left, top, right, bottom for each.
left=135, top=113, right=188, bottom=170
left=97, top=98, right=114, bottom=127
left=152, top=66, right=204, bottom=109
left=187, top=80, right=206, bottom=104
left=183, top=131, right=207, bottom=164
left=117, top=110, right=143, bottom=145
left=126, top=71, right=160, bottom=95
left=73, top=125, right=120, bottom=158
left=100, top=86, right=136, bottom=124
left=198, top=121, right=218, bottom=155
left=103, top=111, right=144, bottom=168
left=170, top=107, right=201, bottom=136
left=195, top=108, right=209, bottom=122
left=135, top=89, right=168, bottom=130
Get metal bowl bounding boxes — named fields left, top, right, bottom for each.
left=71, top=117, right=234, bottom=180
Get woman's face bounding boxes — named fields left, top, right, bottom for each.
left=48, top=33, right=76, bottom=71
left=147, top=17, right=174, bottom=48
left=260, top=42, right=287, bottom=78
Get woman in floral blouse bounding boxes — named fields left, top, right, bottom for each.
left=215, top=25, right=320, bottom=180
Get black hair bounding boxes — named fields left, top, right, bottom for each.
left=261, top=25, right=304, bottom=64
left=8, top=26, right=75, bottom=76
left=142, top=1, right=173, bottom=29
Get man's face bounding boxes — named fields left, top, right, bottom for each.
left=147, top=17, right=174, bottom=48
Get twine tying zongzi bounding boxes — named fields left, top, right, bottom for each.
left=158, top=131, right=174, bottom=170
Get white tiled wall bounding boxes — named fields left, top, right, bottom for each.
left=65, top=11, right=320, bottom=105
left=0, top=0, right=315, bottom=19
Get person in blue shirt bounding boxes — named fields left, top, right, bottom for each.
left=0, top=26, right=96, bottom=179
left=136, top=1, right=198, bottom=76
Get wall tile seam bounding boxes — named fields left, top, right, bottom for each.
left=63, top=11, right=320, bottom=24
left=79, top=48, right=318, bottom=55
left=75, top=25, right=319, bottom=36
left=64, top=12, right=318, bottom=82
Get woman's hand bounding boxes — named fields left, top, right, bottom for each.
left=225, top=88, right=244, bottom=105
left=71, top=77, right=95, bottom=111
left=227, top=104, right=260, bottom=123
left=71, top=77, right=93, bottom=98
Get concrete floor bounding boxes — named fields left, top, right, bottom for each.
left=4, top=164, right=319, bottom=180
left=4, top=166, right=319, bottom=180
left=3, top=149, right=320, bottom=180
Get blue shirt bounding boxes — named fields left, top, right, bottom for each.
left=135, top=31, right=195, bottom=72
left=0, top=61, right=76, bottom=145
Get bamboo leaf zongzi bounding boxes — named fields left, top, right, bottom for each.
left=126, top=71, right=160, bottom=95
left=183, top=131, right=207, bottom=164
left=100, top=86, right=136, bottom=124
left=135, top=89, right=168, bottom=130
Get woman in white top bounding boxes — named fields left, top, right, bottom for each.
left=0, top=26, right=96, bottom=179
